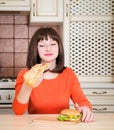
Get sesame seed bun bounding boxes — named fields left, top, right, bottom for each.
left=61, top=109, right=80, bottom=116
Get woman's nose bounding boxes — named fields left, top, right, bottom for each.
left=46, top=45, right=51, bottom=51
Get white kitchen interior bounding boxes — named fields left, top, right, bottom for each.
left=0, top=0, right=114, bottom=114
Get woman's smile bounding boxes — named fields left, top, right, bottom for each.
left=45, top=53, right=53, bottom=56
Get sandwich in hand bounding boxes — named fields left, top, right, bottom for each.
left=24, top=64, right=47, bottom=87
left=57, top=109, right=82, bottom=122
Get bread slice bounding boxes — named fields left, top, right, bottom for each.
left=24, top=64, right=47, bottom=87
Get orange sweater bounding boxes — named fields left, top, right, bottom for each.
left=12, top=68, right=92, bottom=115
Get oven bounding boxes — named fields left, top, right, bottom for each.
left=0, top=78, right=15, bottom=114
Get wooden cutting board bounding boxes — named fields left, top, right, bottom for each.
left=32, top=115, right=80, bottom=125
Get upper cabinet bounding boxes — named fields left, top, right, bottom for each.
left=30, top=0, right=63, bottom=23
left=0, top=0, right=30, bottom=11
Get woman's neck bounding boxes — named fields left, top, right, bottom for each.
left=41, top=61, right=56, bottom=70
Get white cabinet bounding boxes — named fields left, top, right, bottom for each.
left=70, top=83, right=114, bottom=113
left=0, top=0, right=30, bottom=11
left=30, top=0, right=63, bottom=23
left=64, top=0, right=114, bottom=113
left=0, top=108, right=14, bottom=114
left=83, top=88, right=114, bottom=113
left=63, top=0, right=114, bottom=83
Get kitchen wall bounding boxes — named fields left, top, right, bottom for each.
left=0, top=14, right=60, bottom=78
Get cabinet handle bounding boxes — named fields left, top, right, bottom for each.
left=66, top=3, right=69, bottom=17
left=0, top=1, right=5, bottom=4
left=32, top=3, right=36, bottom=16
left=6, top=94, right=12, bottom=100
left=92, top=91, right=107, bottom=95
left=93, top=107, right=107, bottom=112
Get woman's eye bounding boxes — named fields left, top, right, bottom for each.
left=39, top=44, right=45, bottom=47
left=51, top=43, right=56, bottom=46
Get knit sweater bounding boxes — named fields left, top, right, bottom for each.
left=12, top=67, right=92, bottom=115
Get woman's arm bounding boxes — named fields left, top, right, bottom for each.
left=16, top=82, right=33, bottom=104
left=68, top=68, right=95, bottom=122
left=12, top=70, right=33, bottom=115
left=12, top=69, right=44, bottom=115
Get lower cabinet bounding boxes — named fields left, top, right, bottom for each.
left=83, top=88, right=114, bottom=113
left=70, top=84, right=114, bottom=113
left=0, top=108, right=14, bottom=114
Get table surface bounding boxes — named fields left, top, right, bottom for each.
left=0, top=113, right=114, bottom=130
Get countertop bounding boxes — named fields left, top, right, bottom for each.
left=0, top=113, right=114, bottom=130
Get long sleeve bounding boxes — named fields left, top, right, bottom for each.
left=69, top=69, right=92, bottom=110
left=12, top=69, right=28, bottom=115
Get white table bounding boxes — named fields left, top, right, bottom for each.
left=0, top=113, right=114, bottom=130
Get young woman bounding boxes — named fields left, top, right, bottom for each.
left=12, top=27, right=95, bottom=122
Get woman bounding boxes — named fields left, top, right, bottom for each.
left=12, top=27, right=95, bottom=122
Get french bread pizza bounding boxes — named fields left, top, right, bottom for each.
left=24, top=64, right=47, bottom=87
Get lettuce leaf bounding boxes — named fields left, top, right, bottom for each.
left=57, top=114, right=82, bottom=121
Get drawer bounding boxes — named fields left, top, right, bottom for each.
left=92, top=105, right=114, bottom=113
left=69, top=96, right=114, bottom=106
left=83, top=88, right=114, bottom=96
left=70, top=105, right=114, bottom=113
left=0, top=108, right=14, bottom=114
left=0, top=89, right=15, bottom=103
left=87, top=96, right=114, bottom=105
left=69, top=98, right=114, bottom=113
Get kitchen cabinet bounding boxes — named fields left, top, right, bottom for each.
left=0, top=108, right=14, bottom=114
left=0, top=0, right=30, bottom=11
left=64, top=0, right=114, bottom=112
left=83, top=88, right=114, bottom=113
left=70, top=83, right=114, bottom=113
left=63, top=0, right=114, bottom=83
left=0, top=81, right=15, bottom=114
left=30, top=0, right=63, bottom=23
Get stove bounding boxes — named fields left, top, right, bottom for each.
left=0, top=77, right=16, bottom=87
left=0, top=77, right=16, bottom=82
left=0, top=77, right=16, bottom=114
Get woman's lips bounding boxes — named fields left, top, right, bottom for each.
left=45, top=53, right=53, bottom=56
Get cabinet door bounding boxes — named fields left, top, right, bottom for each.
left=30, top=0, right=63, bottom=23
left=63, top=0, right=114, bottom=82
left=0, top=0, right=30, bottom=11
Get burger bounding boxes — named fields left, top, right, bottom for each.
left=57, top=109, right=82, bottom=122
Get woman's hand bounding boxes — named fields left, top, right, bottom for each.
left=74, top=103, right=96, bottom=123
left=33, top=73, right=44, bottom=88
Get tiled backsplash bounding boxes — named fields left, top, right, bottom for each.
left=0, top=14, right=60, bottom=78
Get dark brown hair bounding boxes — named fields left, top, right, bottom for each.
left=26, top=27, right=66, bottom=73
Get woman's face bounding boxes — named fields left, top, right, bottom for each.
left=38, top=36, right=59, bottom=63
